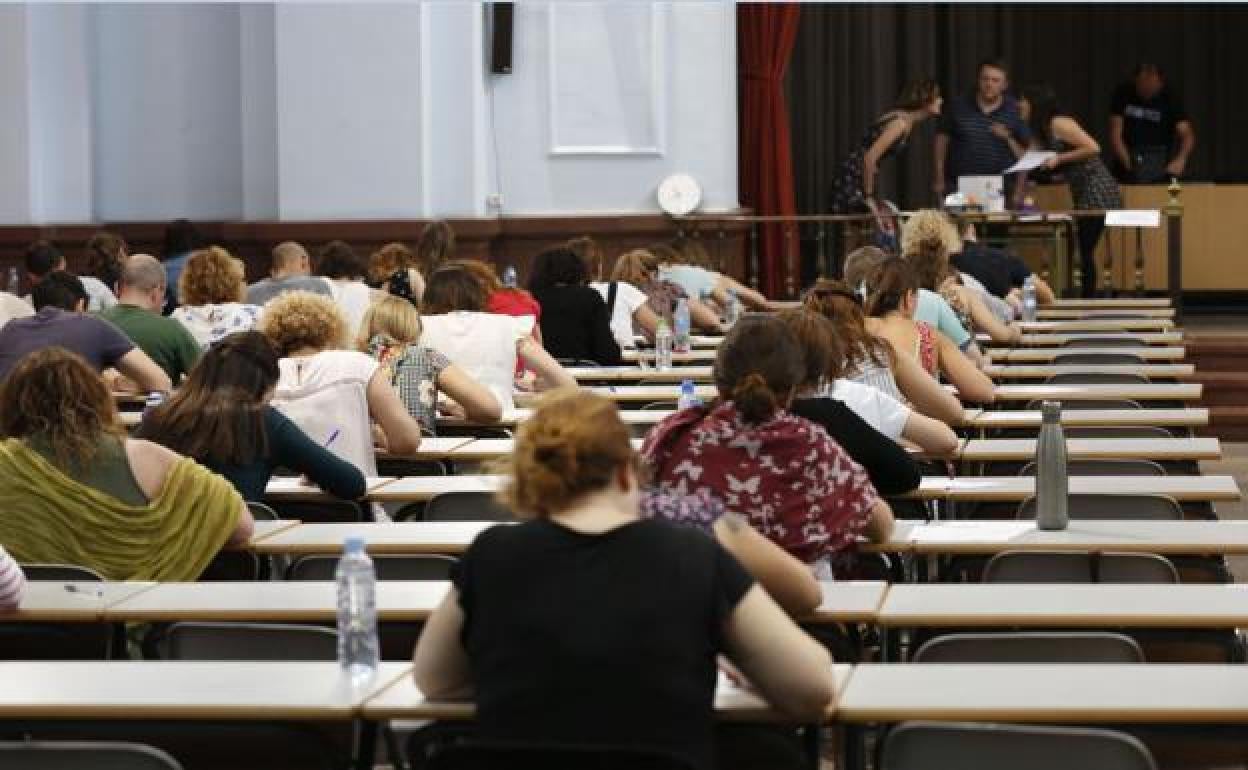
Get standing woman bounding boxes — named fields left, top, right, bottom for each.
left=831, top=78, right=943, bottom=230
left=1018, top=84, right=1123, bottom=298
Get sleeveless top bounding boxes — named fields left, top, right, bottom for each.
left=29, top=434, right=148, bottom=506
left=1051, top=137, right=1123, bottom=210
left=830, top=113, right=910, bottom=214
left=915, top=321, right=938, bottom=377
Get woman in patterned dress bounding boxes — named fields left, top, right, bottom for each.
left=830, top=78, right=944, bottom=231
left=1019, top=84, right=1124, bottom=298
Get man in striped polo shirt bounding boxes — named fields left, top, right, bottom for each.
left=932, top=58, right=1031, bottom=205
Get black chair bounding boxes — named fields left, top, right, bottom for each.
left=1024, top=398, right=1142, bottom=411
left=422, top=492, right=514, bottom=522
left=880, top=722, right=1157, bottom=770
left=270, top=500, right=367, bottom=524
left=0, top=740, right=184, bottom=769
left=286, top=554, right=457, bottom=582
left=0, top=564, right=115, bottom=660
left=1016, top=493, right=1181, bottom=522
left=417, top=740, right=696, bottom=770
left=1045, top=372, right=1150, bottom=385
left=1052, top=352, right=1145, bottom=366
left=1018, top=458, right=1167, bottom=478
left=1062, top=426, right=1176, bottom=439
left=983, top=551, right=1178, bottom=583
left=160, top=623, right=338, bottom=661
left=1060, top=337, right=1148, bottom=348
left=912, top=631, right=1144, bottom=663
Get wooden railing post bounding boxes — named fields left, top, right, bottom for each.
left=1165, top=179, right=1183, bottom=322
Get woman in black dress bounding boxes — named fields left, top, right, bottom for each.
left=831, top=78, right=944, bottom=233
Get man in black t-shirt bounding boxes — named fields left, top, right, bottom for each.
left=1109, top=63, right=1196, bottom=183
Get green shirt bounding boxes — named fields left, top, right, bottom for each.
left=97, top=303, right=200, bottom=384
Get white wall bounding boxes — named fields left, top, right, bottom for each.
left=0, top=1, right=738, bottom=223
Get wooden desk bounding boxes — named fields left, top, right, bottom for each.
left=380, top=437, right=475, bottom=461
left=247, top=519, right=304, bottom=545
left=960, top=437, right=1220, bottom=462
left=10, top=581, right=157, bottom=622
left=566, top=366, right=713, bottom=383
left=263, top=477, right=397, bottom=503
left=941, top=475, right=1239, bottom=503
left=1018, top=319, right=1174, bottom=332
left=446, top=438, right=645, bottom=462
left=549, top=385, right=718, bottom=405
left=905, top=519, right=1248, bottom=555
left=251, top=522, right=500, bottom=556
left=1047, top=298, right=1171, bottom=309
left=878, top=583, right=1248, bottom=629
left=440, top=408, right=678, bottom=430
left=367, top=475, right=503, bottom=503
left=1038, top=307, right=1175, bottom=319
left=0, top=661, right=411, bottom=720
left=362, top=664, right=853, bottom=724
left=622, top=349, right=717, bottom=364
left=968, top=408, right=1207, bottom=430
left=990, top=383, right=1200, bottom=402
left=983, top=364, right=1193, bottom=381
left=839, top=664, right=1248, bottom=724
left=993, top=346, right=1185, bottom=362
left=996, top=332, right=1183, bottom=347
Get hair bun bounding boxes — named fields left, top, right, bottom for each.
left=732, top=371, right=779, bottom=423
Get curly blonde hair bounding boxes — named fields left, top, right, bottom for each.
left=900, top=209, right=961, bottom=291
left=178, top=246, right=247, bottom=306
left=260, top=290, right=349, bottom=356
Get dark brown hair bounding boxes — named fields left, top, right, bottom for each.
left=713, top=315, right=804, bottom=424
left=903, top=236, right=950, bottom=292
left=776, top=309, right=845, bottom=385
left=566, top=236, right=604, bottom=280
left=138, top=331, right=279, bottom=465
left=368, top=242, right=416, bottom=285
left=894, top=78, right=940, bottom=111
left=85, top=231, right=128, bottom=287
left=416, top=220, right=456, bottom=273
left=422, top=264, right=488, bottom=314
left=804, top=278, right=894, bottom=373
left=864, top=257, right=919, bottom=318
left=316, top=240, right=368, bottom=280
left=0, top=347, right=123, bottom=468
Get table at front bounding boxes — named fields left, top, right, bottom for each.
left=983, top=363, right=1193, bottom=380
left=1017, top=319, right=1174, bottom=332
left=262, top=477, right=398, bottom=504
left=989, top=383, right=1200, bottom=402
left=938, top=474, right=1239, bottom=503
left=966, top=407, right=1207, bottom=431
left=622, top=349, right=717, bottom=363
left=984, top=332, right=1183, bottom=347
left=1047, top=298, right=1171, bottom=309
left=1037, top=306, right=1176, bottom=319
left=991, top=346, right=1185, bottom=362
left=959, top=437, right=1220, bottom=463
left=565, top=366, right=713, bottom=383
left=6, top=580, right=157, bottom=622
left=251, top=522, right=499, bottom=556
left=886, top=518, right=1248, bottom=556
left=531, top=384, right=717, bottom=405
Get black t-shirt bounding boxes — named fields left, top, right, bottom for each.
left=790, top=397, right=921, bottom=496
left=1110, top=83, right=1187, bottom=151
left=531, top=285, right=623, bottom=365
left=952, top=242, right=1030, bottom=298
left=454, top=518, right=754, bottom=770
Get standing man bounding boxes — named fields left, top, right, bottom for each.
left=933, top=58, right=1031, bottom=205
left=1109, top=63, right=1195, bottom=183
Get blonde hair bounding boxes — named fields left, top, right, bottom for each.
left=497, top=389, right=638, bottom=518
left=611, top=249, right=660, bottom=287
left=356, top=294, right=422, bottom=351
left=178, top=246, right=246, bottom=306
left=901, top=209, right=961, bottom=291
left=260, top=290, right=349, bottom=356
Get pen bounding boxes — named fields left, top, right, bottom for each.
left=325, top=428, right=341, bottom=448
left=64, top=584, right=104, bottom=599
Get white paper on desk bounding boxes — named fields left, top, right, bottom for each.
left=1005, top=151, right=1057, bottom=173
left=1104, top=209, right=1161, bottom=228
left=911, top=521, right=1036, bottom=542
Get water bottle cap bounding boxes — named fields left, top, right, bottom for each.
left=1040, top=400, right=1062, bottom=420
left=681, top=379, right=694, bottom=389
left=343, top=536, right=366, bottom=553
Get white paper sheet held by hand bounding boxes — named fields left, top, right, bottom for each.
left=1005, top=151, right=1058, bottom=174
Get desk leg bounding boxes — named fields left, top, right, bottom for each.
left=841, top=724, right=866, bottom=770
left=356, top=719, right=378, bottom=770
left=803, top=723, right=822, bottom=770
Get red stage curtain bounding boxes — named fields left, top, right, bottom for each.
left=737, top=3, right=800, bottom=298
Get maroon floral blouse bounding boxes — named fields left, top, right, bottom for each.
left=641, top=401, right=881, bottom=565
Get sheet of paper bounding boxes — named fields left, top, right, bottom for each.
left=1005, top=151, right=1057, bottom=173
left=1104, top=209, right=1161, bottom=228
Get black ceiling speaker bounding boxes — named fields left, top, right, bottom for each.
left=489, top=2, right=514, bottom=75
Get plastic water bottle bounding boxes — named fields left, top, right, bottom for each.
left=6, top=267, right=18, bottom=295
left=143, top=391, right=165, bottom=417
left=336, top=537, right=379, bottom=685
left=673, top=298, right=692, bottom=353
left=677, top=379, right=700, bottom=410
left=1035, top=401, right=1069, bottom=531
left=723, top=288, right=740, bottom=327
left=502, top=265, right=518, bottom=289
left=1022, top=275, right=1038, bottom=323
left=655, top=319, right=673, bottom=371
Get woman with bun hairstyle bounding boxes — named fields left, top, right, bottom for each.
left=642, top=315, right=894, bottom=577
left=413, top=389, right=834, bottom=769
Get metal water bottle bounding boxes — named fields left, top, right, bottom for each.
left=1022, top=275, right=1038, bottom=322
left=1035, top=400, right=1069, bottom=531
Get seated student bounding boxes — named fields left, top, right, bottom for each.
left=778, top=309, right=942, bottom=494
left=316, top=240, right=383, bottom=342
left=455, top=259, right=542, bottom=325
left=844, top=245, right=986, bottom=368
left=669, top=236, right=777, bottom=313
left=367, top=241, right=425, bottom=305
left=140, top=331, right=366, bottom=503
left=26, top=240, right=117, bottom=313
left=0, top=348, right=251, bottom=581
left=568, top=236, right=661, bottom=349
left=260, top=291, right=423, bottom=476
left=83, top=231, right=128, bottom=308
left=99, top=254, right=201, bottom=385
left=643, top=315, right=894, bottom=578
left=160, top=219, right=206, bottom=315
left=862, top=258, right=996, bottom=405
left=527, top=247, right=622, bottom=365
left=246, top=241, right=333, bottom=306
left=0, top=271, right=170, bottom=391
left=612, top=247, right=722, bottom=334
left=172, top=246, right=262, bottom=348
left=0, top=291, right=32, bottom=328
left=413, top=389, right=835, bottom=770
left=419, top=265, right=574, bottom=409
left=415, top=219, right=456, bottom=276
left=804, top=279, right=964, bottom=426
left=358, top=295, right=502, bottom=434
left=0, top=545, right=25, bottom=612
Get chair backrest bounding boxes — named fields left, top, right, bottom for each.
left=246, top=501, right=280, bottom=521
left=880, top=722, right=1157, bottom=770
left=912, top=632, right=1145, bottom=663
left=286, top=554, right=458, bottom=581
left=420, top=740, right=696, bottom=770
left=0, top=741, right=184, bottom=770
left=20, top=564, right=106, bottom=582
left=162, top=622, right=338, bottom=661
left=271, top=500, right=367, bottom=524
left=639, top=400, right=678, bottom=411
left=1018, top=459, right=1167, bottom=478
left=984, top=551, right=1179, bottom=583
left=423, top=491, right=515, bottom=522
left=1052, top=353, right=1145, bottom=366
left=1016, top=493, right=1181, bottom=521
left=1061, top=337, right=1148, bottom=348
left=1025, top=398, right=1143, bottom=411
left=0, top=564, right=113, bottom=660
left=1045, top=372, right=1150, bottom=385
left=1062, top=426, right=1176, bottom=439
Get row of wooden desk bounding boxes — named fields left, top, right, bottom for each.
left=565, top=362, right=1194, bottom=382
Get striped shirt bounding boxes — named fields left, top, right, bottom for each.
left=938, top=93, right=1030, bottom=183
left=0, top=545, right=25, bottom=611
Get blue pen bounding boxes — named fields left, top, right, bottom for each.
left=325, top=429, right=341, bottom=448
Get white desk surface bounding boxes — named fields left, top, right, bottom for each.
left=566, top=366, right=714, bottom=383
left=367, top=474, right=503, bottom=502
left=1018, top=319, right=1174, bottom=332
left=967, top=408, right=1207, bottom=429
left=251, top=521, right=501, bottom=555
left=993, top=346, right=1186, bottom=362
left=10, top=581, right=157, bottom=622
left=939, top=474, right=1240, bottom=503
left=263, top=477, right=397, bottom=503
left=960, top=437, right=1220, bottom=462
left=983, top=364, right=1193, bottom=380
left=990, top=383, right=1200, bottom=401
left=995, top=332, right=1183, bottom=347
left=622, top=349, right=717, bottom=363
left=903, top=519, right=1248, bottom=555
left=1045, top=298, right=1172, bottom=309
left=1040, top=305, right=1175, bottom=317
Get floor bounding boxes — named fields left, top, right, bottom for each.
left=1200, top=443, right=1248, bottom=581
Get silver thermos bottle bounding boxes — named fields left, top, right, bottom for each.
left=1035, top=400, right=1069, bottom=531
